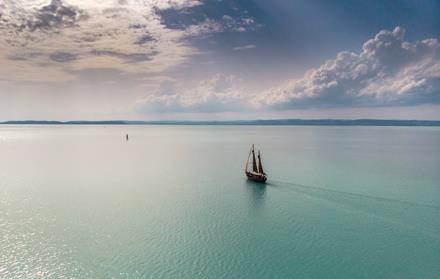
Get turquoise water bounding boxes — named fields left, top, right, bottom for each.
left=0, top=125, right=439, bottom=278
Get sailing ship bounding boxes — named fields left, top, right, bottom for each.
left=245, top=144, right=267, bottom=183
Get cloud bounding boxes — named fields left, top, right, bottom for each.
left=26, top=0, right=89, bottom=31
left=49, top=51, right=78, bottom=62
left=136, top=27, right=440, bottom=114
left=89, top=50, right=158, bottom=63
left=0, top=0, right=255, bottom=82
left=220, top=15, right=259, bottom=33
left=233, top=44, right=256, bottom=51
left=136, top=74, right=249, bottom=112
left=156, top=1, right=260, bottom=33
left=258, top=27, right=440, bottom=109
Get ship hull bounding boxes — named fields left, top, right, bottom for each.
left=245, top=171, right=267, bottom=183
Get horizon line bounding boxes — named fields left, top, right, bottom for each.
left=1, top=119, right=439, bottom=127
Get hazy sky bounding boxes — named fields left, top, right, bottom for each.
left=0, top=0, right=439, bottom=120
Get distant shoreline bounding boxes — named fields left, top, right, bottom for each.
left=1, top=119, right=439, bottom=126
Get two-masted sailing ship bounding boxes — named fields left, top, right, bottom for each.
left=245, top=144, right=267, bottom=183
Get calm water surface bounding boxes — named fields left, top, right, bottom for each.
left=0, top=125, right=439, bottom=278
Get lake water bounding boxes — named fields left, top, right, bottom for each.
left=0, top=125, right=439, bottom=278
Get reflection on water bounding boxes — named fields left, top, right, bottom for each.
left=245, top=180, right=266, bottom=210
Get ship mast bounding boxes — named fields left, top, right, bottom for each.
left=251, top=144, right=258, bottom=172
left=258, top=150, right=265, bottom=174
left=245, top=147, right=252, bottom=172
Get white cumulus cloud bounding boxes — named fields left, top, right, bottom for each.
left=258, top=27, right=440, bottom=108
left=136, top=73, right=249, bottom=113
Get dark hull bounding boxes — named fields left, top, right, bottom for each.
left=246, top=171, right=267, bottom=183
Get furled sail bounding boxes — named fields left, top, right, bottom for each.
left=252, top=145, right=258, bottom=172
left=258, top=150, right=264, bottom=174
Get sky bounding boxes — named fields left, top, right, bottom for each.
left=0, top=0, right=439, bottom=120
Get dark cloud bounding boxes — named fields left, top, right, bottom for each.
left=27, top=0, right=88, bottom=31
left=78, top=32, right=102, bottom=43
left=90, top=50, right=159, bottom=62
left=49, top=52, right=78, bottom=63
left=135, top=34, right=155, bottom=45
left=129, top=23, right=146, bottom=29
left=7, top=52, right=41, bottom=61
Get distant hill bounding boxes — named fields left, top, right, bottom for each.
left=1, top=119, right=439, bottom=126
